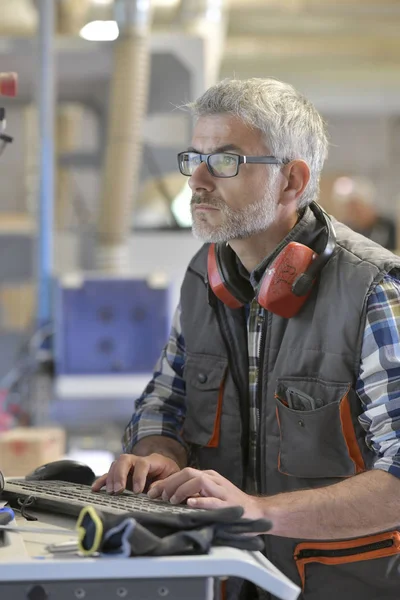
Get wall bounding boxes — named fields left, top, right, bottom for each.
left=323, top=113, right=398, bottom=215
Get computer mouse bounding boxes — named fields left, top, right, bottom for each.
left=25, top=459, right=96, bottom=486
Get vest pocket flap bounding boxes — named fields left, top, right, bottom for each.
left=184, top=354, right=227, bottom=391
left=294, top=531, right=400, bottom=594
left=182, top=354, right=228, bottom=447
left=276, top=378, right=360, bottom=478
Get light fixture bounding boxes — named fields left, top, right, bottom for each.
left=79, top=0, right=118, bottom=41
left=80, top=0, right=181, bottom=41
left=79, top=19, right=119, bottom=41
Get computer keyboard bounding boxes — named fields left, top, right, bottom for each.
left=2, top=479, right=201, bottom=518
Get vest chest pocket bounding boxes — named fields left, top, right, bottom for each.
left=275, top=378, right=366, bottom=479
left=182, top=353, right=228, bottom=448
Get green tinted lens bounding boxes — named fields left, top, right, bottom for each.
left=180, top=152, right=201, bottom=175
left=208, top=153, right=239, bottom=177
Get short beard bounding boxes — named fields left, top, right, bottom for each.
left=191, top=175, right=279, bottom=243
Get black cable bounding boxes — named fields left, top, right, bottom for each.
left=17, top=496, right=38, bottom=521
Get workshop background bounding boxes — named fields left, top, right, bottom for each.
left=0, top=0, right=399, bottom=476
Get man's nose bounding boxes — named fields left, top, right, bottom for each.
left=188, top=161, right=216, bottom=193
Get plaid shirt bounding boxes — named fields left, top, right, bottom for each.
left=123, top=274, right=400, bottom=487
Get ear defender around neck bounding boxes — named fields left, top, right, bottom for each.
left=207, top=202, right=336, bottom=319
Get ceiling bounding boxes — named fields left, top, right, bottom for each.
left=220, top=0, right=400, bottom=113
left=224, top=0, right=400, bottom=78
left=2, top=0, right=400, bottom=114
left=2, top=0, right=400, bottom=73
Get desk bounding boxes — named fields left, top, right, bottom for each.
left=0, top=510, right=301, bottom=600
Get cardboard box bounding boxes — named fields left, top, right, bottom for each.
left=0, top=282, right=35, bottom=331
left=0, top=427, right=66, bottom=477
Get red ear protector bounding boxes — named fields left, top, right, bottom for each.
left=207, top=202, right=336, bottom=319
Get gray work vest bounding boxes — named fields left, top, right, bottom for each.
left=179, top=207, right=400, bottom=600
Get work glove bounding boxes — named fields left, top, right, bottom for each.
left=77, top=504, right=271, bottom=557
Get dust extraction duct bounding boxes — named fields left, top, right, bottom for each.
left=96, top=0, right=154, bottom=273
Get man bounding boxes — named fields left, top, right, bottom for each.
left=93, top=78, right=400, bottom=599
left=333, top=175, right=397, bottom=250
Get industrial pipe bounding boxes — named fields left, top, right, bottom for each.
left=56, top=0, right=90, bottom=36
left=96, top=0, right=154, bottom=273
left=179, top=0, right=228, bottom=88
left=37, top=0, right=55, bottom=328
left=55, top=104, right=83, bottom=231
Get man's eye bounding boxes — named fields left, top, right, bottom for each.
left=223, top=155, right=236, bottom=165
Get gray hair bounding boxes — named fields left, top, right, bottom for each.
left=187, top=78, right=329, bottom=209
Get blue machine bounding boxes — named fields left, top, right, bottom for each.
left=55, top=277, right=171, bottom=376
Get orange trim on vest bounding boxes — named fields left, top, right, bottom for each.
left=339, top=387, right=366, bottom=474
left=206, top=374, right=226, bottom=448
left=220, top=579, right=227, bottom=600
left=294, top=531, right=400, bottom=591
left=275, top=393, right=289, bottom=407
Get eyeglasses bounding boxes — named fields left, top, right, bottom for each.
left=177, top=151, right=284, bottom=178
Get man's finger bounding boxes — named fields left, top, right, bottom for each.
left=131, top=458, right=150, bottom=494
left=168, top=478, right=204, bottom=504
left=203, top=470, right=221, bottom=478
left=147, top=479, right=163, bottom=497
left=111, top=455, right=138, bottom=493
left=91, top=473, right=108, bottom=492
left=106, top=460, right=118, bottom=493
left=187, top=496, right=226, bottom=510
left=147, top=472, right=180, bottom=499
left=148, top=467, right=202, bottom=499
left=169, top=475, right=227, bottom=505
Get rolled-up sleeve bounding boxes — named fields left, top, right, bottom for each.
left=122, top=304, right=187, bottom=453
left=357, top=275, right=400, bottom=479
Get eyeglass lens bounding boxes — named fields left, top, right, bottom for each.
left=208, top=153, right=238, bottom=177
left=179, top=152, right=239, bottom=177
left=179, top=152, right=201, bottom=175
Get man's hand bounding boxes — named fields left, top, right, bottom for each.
left=148, top=467, right=264, bottom=520
left=92, top=453, right=181, bottom=495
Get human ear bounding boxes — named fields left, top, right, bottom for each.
left=281, top=160, right=310, bottom=204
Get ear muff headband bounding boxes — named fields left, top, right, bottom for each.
left=292, top=202, right=336, bottom=296
left=207, top=202, right=336, bottom=318
left=207, top=243, right=251, bottom=309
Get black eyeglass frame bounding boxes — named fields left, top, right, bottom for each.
left=177, top=151, right=286, bottom=178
